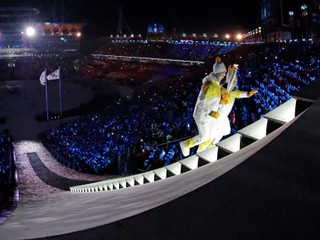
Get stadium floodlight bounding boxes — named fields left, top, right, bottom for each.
left=236, top=33, right=243, bottom=41
left=25, top=27, right=35, bottom=37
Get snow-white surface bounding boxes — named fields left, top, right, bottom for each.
left=14, top=140, right=112, bottom=203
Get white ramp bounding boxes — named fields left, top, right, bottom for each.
left=238, top=118, right=268, bottom=140
left=196, top=145, right=219, bottom=163
left=179, top=155, right=199, bottom=170
left=165, top=162, right=182, bottom=175
left=216, top=133, right=242, bottom=153
left=264, top=98, right=296, bottom=124
left=153, top=168, right=167, bottom=180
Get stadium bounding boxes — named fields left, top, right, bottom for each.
left=1, top=1, right=320, bottom=239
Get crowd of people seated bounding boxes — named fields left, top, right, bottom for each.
left=0, top=134, right=15, bottom=214
left=79, top=41, right=239, bottom=89
left=95, top=40, right=234, bottom=61
left=0, top=52, right=79, bottom=82
left=41, top=40, right=320, bottom=176
left=79, top=56, right=192, bottom=88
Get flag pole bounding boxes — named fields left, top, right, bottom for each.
left=45, top=69, right=49, bottom=121
left=59, top=67, right=62, bottom=117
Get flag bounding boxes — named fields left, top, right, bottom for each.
left=47, top=68, right=60, bottom=81
left=39, top=71, right=46, bottom=85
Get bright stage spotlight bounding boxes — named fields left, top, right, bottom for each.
left=235, top=33, right=243, bottom=41
left=25, top=27, right=35, bottom=37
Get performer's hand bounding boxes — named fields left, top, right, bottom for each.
left=248, top=90, right=258, bottom=97
left=209, top=111, right=220, bottom=119
left=228, top=64, right=238, bottom=73
left=232, top=64, right=239, bottom=70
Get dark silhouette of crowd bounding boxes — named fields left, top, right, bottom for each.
left=0, top=134, right=16, bottom=215
left=0, top=52, right=79, bottom=82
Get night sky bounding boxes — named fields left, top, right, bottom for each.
left=0, top=0, right=261, bottom=37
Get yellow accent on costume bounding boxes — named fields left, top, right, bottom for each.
left=185, top=138, right=196, bottom=148
left=197, top=138, right=213, bottom=152
left=209, top=111, right=220, bottom=119
left=249, top=90, right=258, bottom=96
left=207, top=142, right=215, bottom=149
left=220, top=93, right=231, bottom=105
left=205, top=80, right=221, bottom=101
left=220, top=87, right=237, bottom=105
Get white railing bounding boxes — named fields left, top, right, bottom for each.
left=70, top=97, right=308, bottom=193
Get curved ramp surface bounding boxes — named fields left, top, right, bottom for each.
left=27, top=152, right=96, bottom=190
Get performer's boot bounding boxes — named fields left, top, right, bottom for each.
left=197, top=139, right=213, bottom=153
left=180, top=138, right=196, bottom=157
left=207, top=142, right=215, bottom=149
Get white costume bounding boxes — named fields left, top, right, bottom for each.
left=195, top=64, right=258, bottom=153
left=180, top=57, right=227, bottom=157
left=193, top=74, right=221, bottom=143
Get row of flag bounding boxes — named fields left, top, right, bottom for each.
left=39, top=68, right=60, bottom=85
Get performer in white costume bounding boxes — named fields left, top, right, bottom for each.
left=179, top=57, right=227, bottom=157
left=207, top=64, right=258, bottom=148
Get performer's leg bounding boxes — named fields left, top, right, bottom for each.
left=213, top=133, right=224, bottom=144
left=197, top=118, right=219, bottom=153
left=180, top=120, right=210, bottom=157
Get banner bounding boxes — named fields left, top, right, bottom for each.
left=47, top=68, right=60, bottom=81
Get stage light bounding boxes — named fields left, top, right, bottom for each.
left=236, top=33, right=243, bottom=41
left=25, top=27, right=35, bottom=37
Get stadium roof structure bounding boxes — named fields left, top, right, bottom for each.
left=0, top=7, right=39, bottom=18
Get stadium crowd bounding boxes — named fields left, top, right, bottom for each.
left=0, top=52, right=79, bottom=82
left=0, top=134, right=15, bottom=214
